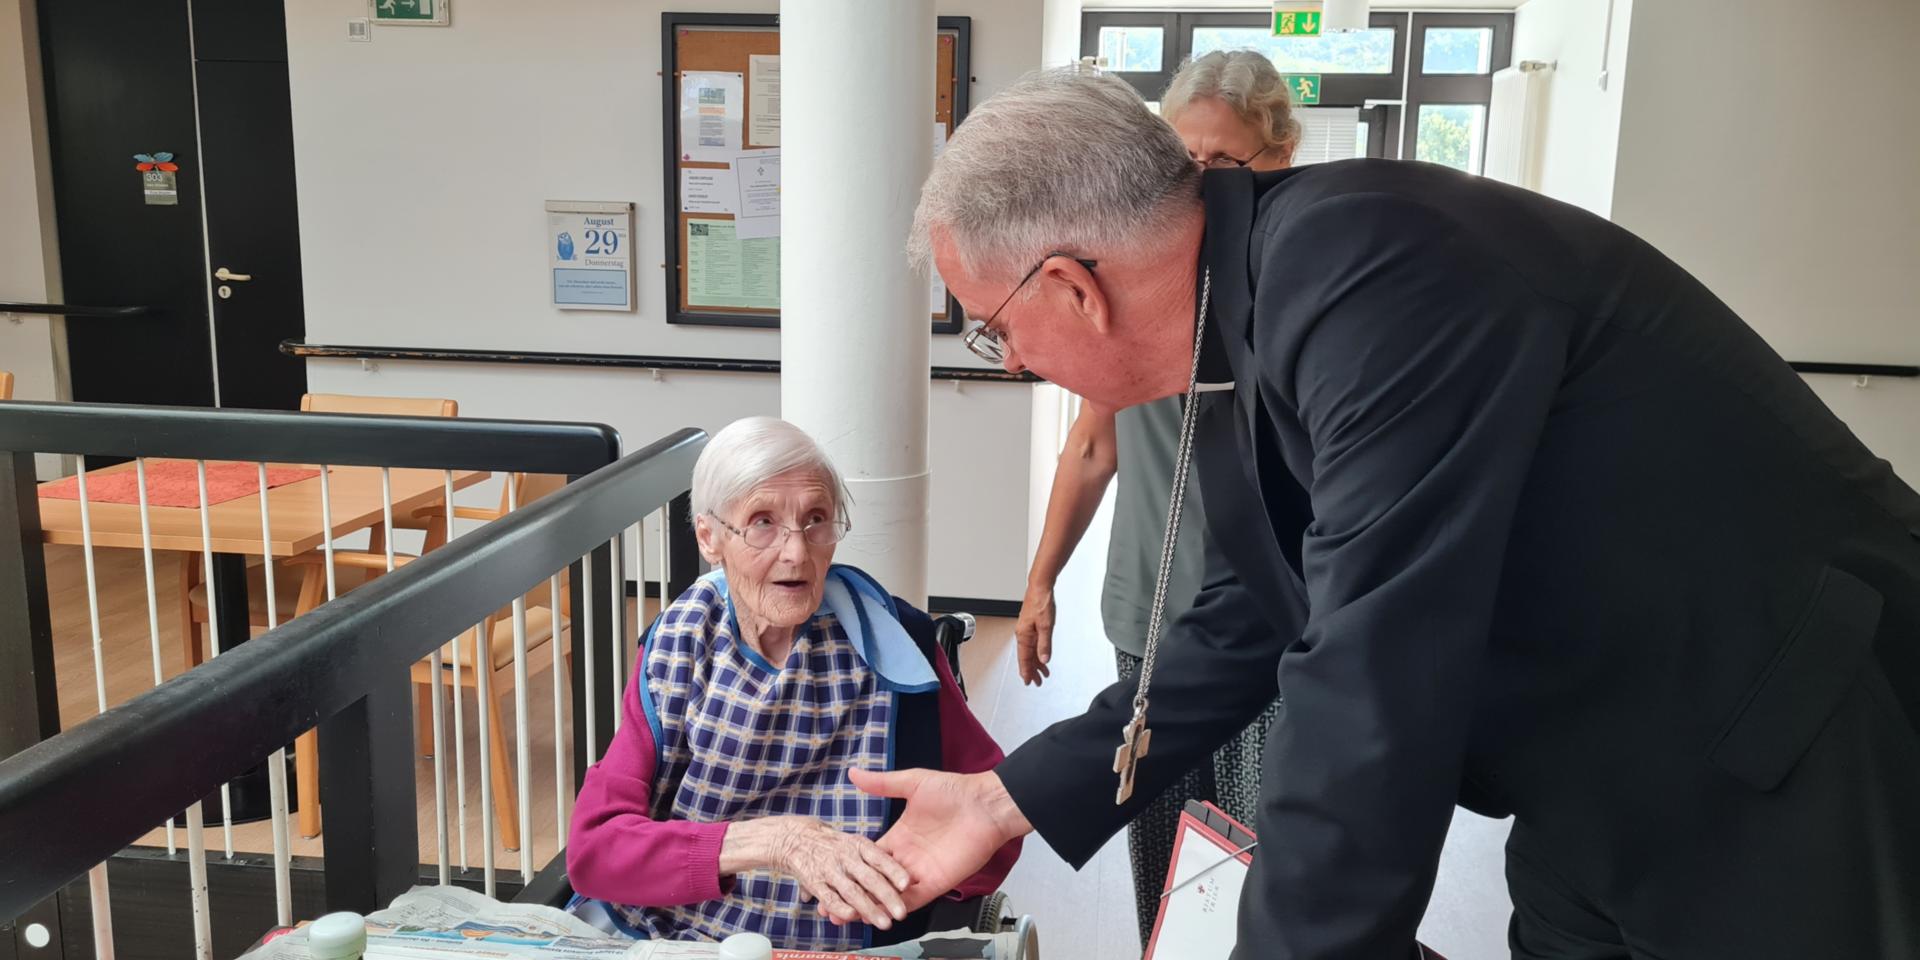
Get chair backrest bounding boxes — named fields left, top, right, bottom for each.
left=300, top=392, right=458, bottom=418
left=0, top=370, right=13, bottom=400
left=503, top=472, right=568, bottom=512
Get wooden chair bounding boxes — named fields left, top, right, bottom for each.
left=292, top=473, right=569, bottom=847
left=407, top=473, right=572, bottom=852
left=0, top=370, right=14, bottom=399
left=182, top=393, right=459, bottom=668
left=180, top=392, right=458, bottom=838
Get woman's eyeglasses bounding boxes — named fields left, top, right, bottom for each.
left=1195, top=144, right=1270, bottom=170
left=962, top=252, right=1099, bottom=364
left=708, top=512, right=850, bottom=550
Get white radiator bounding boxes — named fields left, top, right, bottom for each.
left=1484, top=61, right=1554, bottom=189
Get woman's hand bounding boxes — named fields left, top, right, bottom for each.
left=721, top=816, right=910, bottom=929
left=1015, top=581, right=1056, bottom=686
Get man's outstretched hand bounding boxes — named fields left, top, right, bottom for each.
left=847, top=768, right=1034, bottom=912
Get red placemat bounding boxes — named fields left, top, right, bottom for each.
left=39, top=461, right=321, bottom=509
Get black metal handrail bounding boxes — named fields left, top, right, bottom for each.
left=1786, top=361, right=1919, bottom=378
left=0, top=429, right=704, bottom=919
left=0, top=302, right=151, bottom=319
left=0, top=399, right=704, bottom=922
left=280, top=340, right=1044, bottom=384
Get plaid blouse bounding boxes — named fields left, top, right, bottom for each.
left=616, top=571, right=897, bottom=950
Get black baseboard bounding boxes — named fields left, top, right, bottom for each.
left=928, top=596, right=1019, bottom=618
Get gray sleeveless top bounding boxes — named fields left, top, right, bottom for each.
left=1102, top=397, right=1208, bottom=657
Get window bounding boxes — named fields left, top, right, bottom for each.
left=1190, top=26, right=1396, bottom=74
left=1422, top=28, right=1494, bottom=74
left=1082, top=10, right=1512, bottom=167
left=1415, top=104, right=1487, bottom=173
left=1099, top=25, right=1164, bottom=73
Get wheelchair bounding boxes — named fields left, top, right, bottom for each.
left=516, top=612, right=1039, bottom=956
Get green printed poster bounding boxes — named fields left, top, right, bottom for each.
left=685, top=219, right=779, bottom=311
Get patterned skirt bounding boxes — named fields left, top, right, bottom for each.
left=1113, top=649, right=1282, bottom=950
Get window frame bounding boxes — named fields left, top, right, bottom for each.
left=1080, top=9, right=1512, bottom=167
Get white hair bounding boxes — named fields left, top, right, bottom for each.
left=1162, top=51, right=1303, bottom=157
left=908, top=66, right=1200, bottom=282
left=691, top=417, right=851, bottom=521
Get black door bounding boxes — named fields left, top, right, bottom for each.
left=39, top=0, right=214, bottom=408
left=193, top=6, right=308, bottom=412
left=38, top=0, right=306, bottom=411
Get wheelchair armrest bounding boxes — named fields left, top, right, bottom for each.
left=512, top=857, right=574, bottom=909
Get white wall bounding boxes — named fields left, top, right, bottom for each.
left=1041, top=0, right=1082, bottom=69
left=284, top=0, right=1043, bottom=602
left=0, top=0, right=66, bottom=415
left=1608, top=0, right=1920, bottom=481
left=1510, top=0, right=1632, bottom=217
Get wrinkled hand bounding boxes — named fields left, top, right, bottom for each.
left=848, top=768, right=1032, bottom=913
left=768, top=816, right=910, bottom=929
left=1015, top=582, right=1056, bottom=686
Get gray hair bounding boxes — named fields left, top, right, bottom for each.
left=1162, top=51, right=1303, bottom=158
left=691, top=417, right=852, bottom=521
left=908, top=66, right=1200, bottom=281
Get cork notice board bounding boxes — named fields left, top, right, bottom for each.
left=660, top=13, right=972, bottom=331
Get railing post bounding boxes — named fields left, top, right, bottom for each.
left=0, top=451, right=58, bottom=757
left=318, top=676, right=419, bottom=913
left=1, top=451, right=66, bottom=960
left=568, top=542, right=618, bottom=783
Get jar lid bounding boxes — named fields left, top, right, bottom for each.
left=307, top=912, right=367, bottom=960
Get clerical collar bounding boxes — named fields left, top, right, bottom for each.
left=1192, top=264, right=1235, bottom=392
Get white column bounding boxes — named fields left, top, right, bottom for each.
left=781, top=0, right=935, bottom=604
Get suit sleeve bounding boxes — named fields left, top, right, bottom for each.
left=1242, top=193, right=1568, bottom=958
left=995, top=485, right=1289, bottom=869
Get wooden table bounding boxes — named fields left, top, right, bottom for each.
left=36, top=460, right=489, bottom=829
left=37, top=460, right=489, bottom=556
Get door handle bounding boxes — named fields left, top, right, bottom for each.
left=214, top=267, right=252, bottom=282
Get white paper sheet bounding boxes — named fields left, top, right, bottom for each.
left=679, top=71, right=743, bottom=163
left=748, top=54, right=781, bottom=146
left=680, top=167, right=737, bottom=214
left=731, top=148, right=781, bottom=241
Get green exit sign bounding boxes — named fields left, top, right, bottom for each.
left=1273, top=6, right=1322, bottom=37
left=372, top=0, right=449, bottom=25
left=1282, top=74, right=1322, bottom=105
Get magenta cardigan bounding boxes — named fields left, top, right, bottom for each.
left=566, top=636, right=1021, bottom=908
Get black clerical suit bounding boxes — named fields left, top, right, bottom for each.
left=994, top=161, right=1920, bottom=959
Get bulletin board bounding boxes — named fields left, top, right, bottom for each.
left=660, top=13, right=972, bottom=332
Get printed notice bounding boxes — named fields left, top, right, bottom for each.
left=731, top=149, right=781, bottom=241
left=680, top=167, right=737, bottom=214
left=686, top=218, right=779, bottom=311
left=748, top=54, right=781, bottom=146
left=680, top=71, right=743, bottom=163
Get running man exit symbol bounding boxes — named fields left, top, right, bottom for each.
left=1282, top=74, right=1322, bottom=105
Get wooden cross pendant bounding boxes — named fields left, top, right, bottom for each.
left=1113, top=705, right=1153, bottom=805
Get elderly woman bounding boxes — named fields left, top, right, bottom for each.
left=567, top=417, right=1017, bottom=951
left=1161, top=49, right=1300, bottom=172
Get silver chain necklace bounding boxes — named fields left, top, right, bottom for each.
left=1114, top=267, right=1211, bottom=805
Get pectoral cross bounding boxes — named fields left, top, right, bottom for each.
left=1113, top=701, right=1153, bottom=804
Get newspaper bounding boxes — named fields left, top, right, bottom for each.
left=240, top=886, right=1029, bottom=960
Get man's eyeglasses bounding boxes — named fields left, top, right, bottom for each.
left=1195, top=144, right=1270, bottom=170
left=708, top=512, right=851, bottom=550
left=962, top=252, right=1098, bottom=364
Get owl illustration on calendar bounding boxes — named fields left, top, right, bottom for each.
left=556, top=231, right=575, bottom=261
